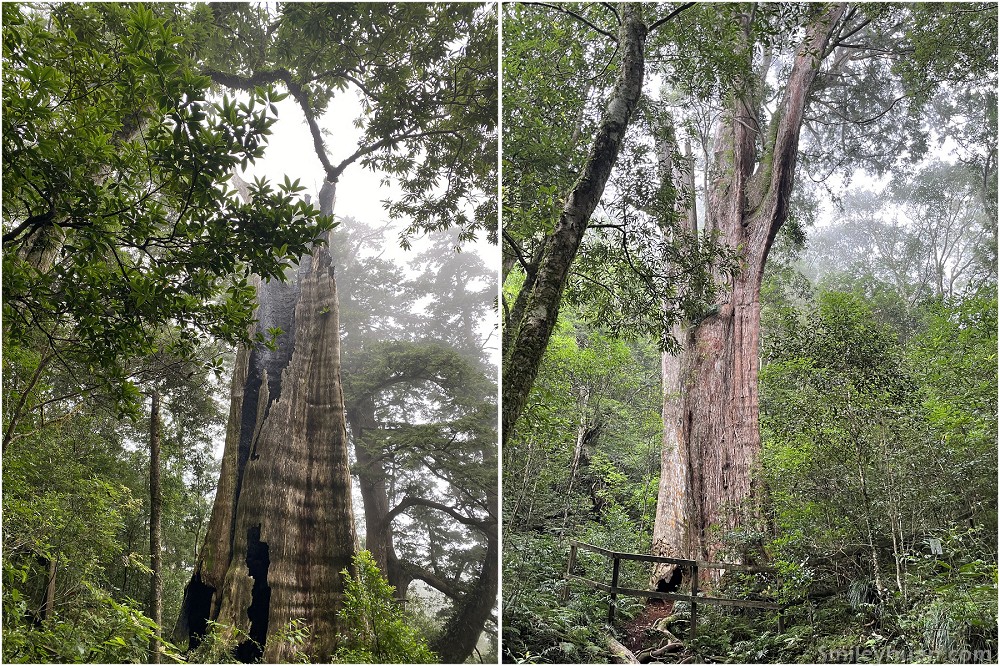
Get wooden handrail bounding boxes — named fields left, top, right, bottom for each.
left=564, top=574, right=787, bottom=610
left=563, top=539, right=793, bottom=635
left=570, top=540, right=777, bottom=573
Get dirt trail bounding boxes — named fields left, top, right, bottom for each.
left=620, top=599, right=676, bottom=654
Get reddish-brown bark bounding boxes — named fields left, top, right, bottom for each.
left=653, top=4, right=847, bottom=566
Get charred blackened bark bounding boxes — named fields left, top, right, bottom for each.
left=503, top=4, right=648, bottom=447
left=653, top=4, right=846, bottom=566
left=235, top=524, right=271, bottom=662
left=175, top=181, right=357, bottom=662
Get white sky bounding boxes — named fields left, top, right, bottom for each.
left=241, top=92, right=498, bottom=265
left=209, top=92, right=500, bottom=562
left=242, top=93, right=401, bottom=228
left=234, top=89, right=500, bottom=364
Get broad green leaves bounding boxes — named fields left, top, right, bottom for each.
left=2, top=3, right=332, bottom=410
left=334, top=551, right=437, bottom=664
left=759, top=287, right=997, bottom=633
left=189, top=2, right=498, bottom=244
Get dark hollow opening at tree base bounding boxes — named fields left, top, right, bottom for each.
left=656, top=566, right=684, bottom=595
left=235, top=524, right=271, bottom=663
left=184, top=572, right=216, bottom=651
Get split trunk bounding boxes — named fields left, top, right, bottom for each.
left=651, top=5, right=846, bottom=571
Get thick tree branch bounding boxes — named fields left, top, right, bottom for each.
left=385, top=496, right=492, bottom=534
left=399, top=560, right=468, bottom=600
left=648, top=2, right=697, bottom=34
left=2, top=209, right=55, bottom=245
left=203, top=67, right=340, bottom=180
left=749, top=3, right=847, bottom=240
left=524, top=2, right=619, bottom=42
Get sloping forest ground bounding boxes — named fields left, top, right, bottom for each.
left=501, top=3, right=996, bottom=664
left=3, top=215, right=498, bottom=664
left=502, top=232, right=998, bottom=663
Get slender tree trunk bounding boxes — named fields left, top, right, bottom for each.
left=2, top=352, right=53, bottom=453
left=349, top=397, right=406, bottom=598
left=507, top=437, right=536, bottom=530
left=41, top=556, right=57, bottom=621
left=854, top=435, right=886, bottom=599
left=503, top=4, right=648, bottom=447
left=653, top=4, right=846, bottom=566
left=563, top=387, right=592, bottom=530
left=149, top=389, right=163, bottom=663
left=174, top=182, right=357, bottom=662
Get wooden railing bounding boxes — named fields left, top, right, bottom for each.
left=560, top=540, right=794, bottom=637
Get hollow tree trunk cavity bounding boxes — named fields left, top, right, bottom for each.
left=174, top=182, right=357, bottom=663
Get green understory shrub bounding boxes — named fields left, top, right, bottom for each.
left=334, top=550, right=437, bottom=664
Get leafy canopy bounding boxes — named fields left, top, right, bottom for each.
left=2, top=2, right=333, bottom=408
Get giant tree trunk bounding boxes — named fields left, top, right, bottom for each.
left=652, top=5, right=846, bottom=566
left=502, top=4, right=647, bottom=447
left=651, top=125, right=698, bottom=584
left=173, top=182, right=357, bottom=663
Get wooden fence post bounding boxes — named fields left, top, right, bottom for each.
left=689, top=562, right=699, bottom=639
left=608, top=554, right=621, bottom=624
left=561, top=541, right=578, bottom=603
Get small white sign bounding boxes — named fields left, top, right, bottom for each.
left=928, top=538, right=943, bottom=555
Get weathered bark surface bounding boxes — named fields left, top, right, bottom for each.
left=148, top=389, right=163, bottom=663
left=174, top=182, right=356, bottom=662
left=651, top=125, right=697, bottom=585
left=653, top=5, right=846, bottom=566
left=651, top=339, right=693, bottom=582
left=502, top=4, right=648, bottom=447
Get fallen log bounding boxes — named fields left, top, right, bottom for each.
left=607, top=637, right=640, bottom=663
